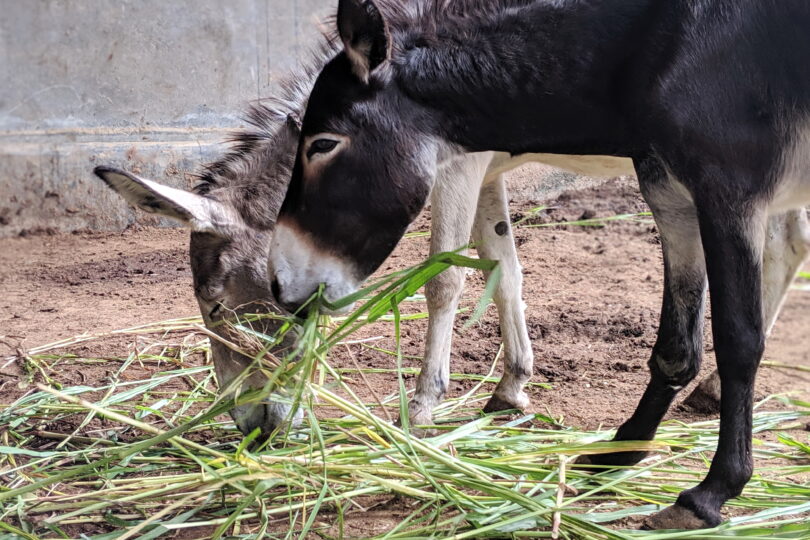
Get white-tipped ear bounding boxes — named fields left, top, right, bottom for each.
left=337, top=0, right=391, bottom=82
left=93, top=166, right=241, bottom=236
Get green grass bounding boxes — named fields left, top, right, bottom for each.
left=517, top=210, right=654, bottom=229
left=404, top=208, right=654, bottom=240
left=1, top=252, right=809, bottom=539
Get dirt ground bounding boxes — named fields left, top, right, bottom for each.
left=2, top=178, right=809, bottom=537
left=1, top=178, right=809, bottom=431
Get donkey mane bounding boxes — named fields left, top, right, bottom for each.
left=377, top=0, right=536, bottom=38
left=188, top=0, right=536, bottom=231
left=192, top=40, right=339, bottom=230
left=378, top=0, right=533, bottom=23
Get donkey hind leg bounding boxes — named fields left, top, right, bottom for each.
left=645, top=201, right=768, bottom=530
left=407, top=153, right=491, bottom=432
left=682, top=208, right=810, bottom=413
left=472, top=174, right=534, bottom=414
left=578, top=159, right=706, bottom=468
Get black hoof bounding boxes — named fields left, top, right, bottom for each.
left=679, top=385, right=721, bottom=415
left=680, top=373, right=721, bottom=415
left=642, top=504, right=716, bottom=530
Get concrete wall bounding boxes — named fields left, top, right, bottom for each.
left=0, top=1, right=609, bottom=237
left=0, top=0, right=333, bottom=236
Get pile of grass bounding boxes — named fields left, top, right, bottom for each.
left=2, top=249, right=809, bottom=539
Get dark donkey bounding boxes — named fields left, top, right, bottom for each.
left=268, top=0, right=810, bottom=530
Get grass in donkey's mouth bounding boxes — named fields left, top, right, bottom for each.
left=1, top=252, right=809, bottom=539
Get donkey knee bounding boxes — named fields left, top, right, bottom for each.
left=649, top=345, right=701, bottom=388
left=425, top=266, right=466, bottom=309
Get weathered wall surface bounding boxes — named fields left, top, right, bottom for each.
left=0, top=0, right=332, bottom=236
left=0, top=1, right=618, bottom=237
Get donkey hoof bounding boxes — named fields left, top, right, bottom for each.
left=410, top=425, right=439, bottom=438
left=399, top=419, right=437, bottom=438
left=483, top=392, right=530, bottom=414
left=680, top=385, right=721, bottom=415
left=680, top=373, right=721, bottom=415
left=642, top=504, right=715, bottom=530
left=574, top=449, right=648, bottom=469
left=400, top=403, right=436, bottom=437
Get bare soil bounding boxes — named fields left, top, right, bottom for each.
left=1, top=178, right=808, bottom=537
left=3, top=178, right=807, bottom=424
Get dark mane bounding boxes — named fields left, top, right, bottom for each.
left=377, top=0, right=536, bottom=35
left=193, top=39, right=339, bottom=230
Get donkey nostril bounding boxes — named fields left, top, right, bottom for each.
left=270, top=279, right=281, bottom=302
left=270, top=279, right=301, bottom=314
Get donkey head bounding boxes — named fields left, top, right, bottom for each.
left=268, top=0, right=439, bottom=312
left=94, top=166, right=302, bottom=437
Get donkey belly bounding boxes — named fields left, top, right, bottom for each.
left=771, top=123, right=810, bottom=214
left=486, top=152, right=636, bottom=179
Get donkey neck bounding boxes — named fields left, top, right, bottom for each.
left=393, top=0, right=662, bottom=157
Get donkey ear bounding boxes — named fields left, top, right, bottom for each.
left=93, top=166, right=242, bottom=237
left=337, top=0, right=391, bottom=82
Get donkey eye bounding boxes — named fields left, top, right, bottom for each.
left=307, top=139, right=339, bottom=159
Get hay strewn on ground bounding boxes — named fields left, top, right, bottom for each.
left=2, top=250, right=809, bottom=539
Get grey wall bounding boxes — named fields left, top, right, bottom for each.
left=0, top=0, right=333, bottom=236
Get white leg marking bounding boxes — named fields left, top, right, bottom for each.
left=473, top=173, right=533, bottom=412
left=409, top=152, right=491, bottom=429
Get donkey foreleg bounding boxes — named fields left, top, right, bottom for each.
left=579, top=158, right=707, bottom=468
left=681, top=207, right=809, bottom=413
left=472, top=174, right=534, bottom=414
left=407, top=153, right=492, bottom=432
left=646, top=195, right=769, bottom=530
